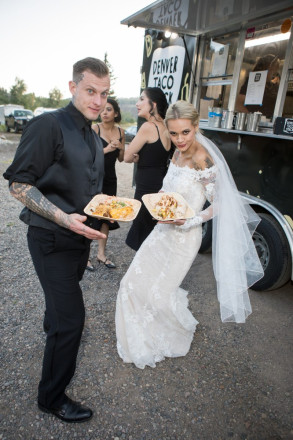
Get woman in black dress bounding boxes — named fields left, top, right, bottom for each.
left=87, top=98, right=125, bottom=270
left=125, top=87, right=173, bottom=251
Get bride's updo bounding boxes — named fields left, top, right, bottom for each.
left=165, top=100, right=199, bottom=127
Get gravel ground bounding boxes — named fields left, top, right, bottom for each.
left=0, top=133, right=292, bottom=440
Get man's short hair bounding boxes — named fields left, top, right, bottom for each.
left=73, top=57, right=109, bottom=84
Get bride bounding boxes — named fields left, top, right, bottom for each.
left=115, top=100, right=263, bottom=369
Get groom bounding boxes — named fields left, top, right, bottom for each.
left=3, top=57, right=110, bottom=422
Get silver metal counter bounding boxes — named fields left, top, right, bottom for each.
left=199, top=124, right=293, bottom=141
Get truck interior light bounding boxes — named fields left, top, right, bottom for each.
left=245, top=32, right=290, bottom=48
left=164, top=31, right=172, bottom=38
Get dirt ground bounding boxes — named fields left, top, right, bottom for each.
left=0, top=132, right=292, bottom=440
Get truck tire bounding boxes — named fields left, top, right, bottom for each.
left=252, top=213, right=291, bottom=291
left=199, top=219, right=212, bottom=253
left=14, top=124, right=18, bottom=133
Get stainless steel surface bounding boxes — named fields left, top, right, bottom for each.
left=246, top=112, right=262, bottom=132
left=121, top=0, right=293, bottom=38
left=273, top=30, right=293, bottom=118
left=189, top=37, right=199, bottom=103
left=208, top=107, right=222, bottom=128
left=258, top=127, right=274, bottom=134
left=235, top=112, right=247, bottom=131
left=228, top=29, right=246, bottom=112
left=199, top=124, right=293, bottom=140
left=202, top=79, right=232, bottom=87
left=193, top=36, right=205, bottom=110
left=221, top=110, right=235, bottom=129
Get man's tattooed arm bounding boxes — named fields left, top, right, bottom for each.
left=10, top=182, right=72, bottom=229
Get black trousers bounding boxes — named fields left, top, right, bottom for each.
left=27, top=226, right=91, bottom=408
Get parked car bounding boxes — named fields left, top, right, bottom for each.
left=124, top=125, right=137, bottom=143
left=0, top=104, right=24, bottom=125
left=5, top=109, right=34, bottom=133
left=34, top=107, right=58, bottom=117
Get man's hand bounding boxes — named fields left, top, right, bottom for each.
left=66, top=214, right=106, bottom=240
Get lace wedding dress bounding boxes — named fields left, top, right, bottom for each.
left=115, top=162, right=216, bottom=369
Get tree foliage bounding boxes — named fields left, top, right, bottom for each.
left=104, top=52, right=117, bottom=100
left=0, top=78, right=65, bottom=111
left=22, top=92, right=36, bottom=110
left=9, top=77, right=27, bottom=105
left=0, top=87, right=10, bottom=104
left=48, top=87, right=63, bottom=107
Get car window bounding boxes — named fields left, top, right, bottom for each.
left=128, top=126, right=137, bottom=134
left=14, top=110, right=33, bottom=117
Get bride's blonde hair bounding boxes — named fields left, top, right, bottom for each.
left=165, top=100, right=199, bottom=127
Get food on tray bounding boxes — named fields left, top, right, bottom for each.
left=85, top=195, right=141, bottom=222
left=90, top=198, right=134, bottom=220
left=142, top=192, right=194, bottom=221
left=152, top=194, right=186, bottom=220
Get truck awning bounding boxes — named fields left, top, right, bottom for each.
left=121, top=0, right=293, bottom=36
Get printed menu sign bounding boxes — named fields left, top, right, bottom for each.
left=211, top=44, right=229, bottom=77
left=245, top=70, right=268, bottom=105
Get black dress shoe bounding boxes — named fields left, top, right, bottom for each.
left=43, top=316, right=50, bottom=334
left=43, top=321, right=50, bottom=334
left=38, top=397, right=93, bottom=423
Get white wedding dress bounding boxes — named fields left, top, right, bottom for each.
left=115, top=162, right=216, bottom=369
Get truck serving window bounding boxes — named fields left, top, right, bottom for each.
left=198, top=32, right=239, bottom=120
left=235, top=19, right=290, bottom=121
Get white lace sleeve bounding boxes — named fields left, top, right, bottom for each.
left=178, top=167, right=217, bottom=230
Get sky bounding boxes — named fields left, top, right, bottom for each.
left=0, top=0, right=154, bottom=99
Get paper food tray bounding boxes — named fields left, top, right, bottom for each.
left=142, top=192, right=195, bottom=221
left=84, top=194, right=141, bottom=222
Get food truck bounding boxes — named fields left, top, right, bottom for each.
left=121, top=0, right=293, bottom=291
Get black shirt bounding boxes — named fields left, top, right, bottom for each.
left=3, top=102, right=96, bottom=186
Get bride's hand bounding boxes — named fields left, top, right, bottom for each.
left=158, top=219, right=186, bottom=225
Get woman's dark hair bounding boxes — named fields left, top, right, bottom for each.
left=107, top=97, right=122, bottom=123
left=144, top=87, right=168, bottom=119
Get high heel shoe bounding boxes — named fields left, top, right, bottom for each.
left=97, top=257, right=116, bottom=269
left=86, top=260, right=95, bottom=271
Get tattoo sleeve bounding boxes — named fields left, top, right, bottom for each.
left=205, top=156, right=214, bottom=168
left=193, top=155, right=214, bottom=170
left=10, top=182, right=70, bottom=229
